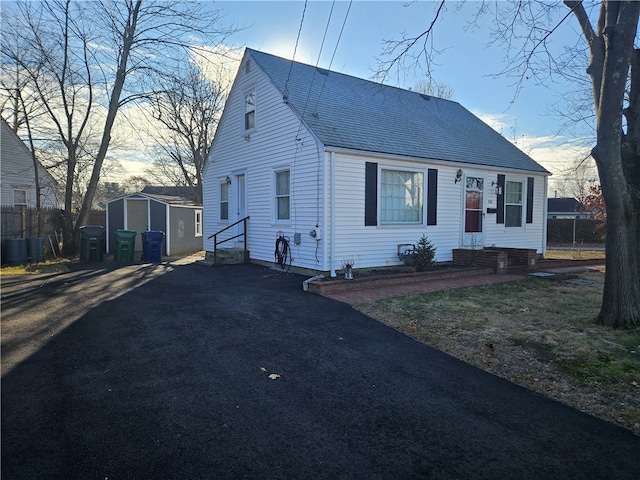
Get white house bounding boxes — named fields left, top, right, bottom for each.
left=1, top=118, right=59, bottom=208
left=203, top=49, right=550, bottom=276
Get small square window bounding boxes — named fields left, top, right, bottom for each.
left=13, top=189, right=27, bottom=206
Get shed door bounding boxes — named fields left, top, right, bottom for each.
left=126, top=199, right=148, bottom=252
left=462, top=174, right=485, bottom=248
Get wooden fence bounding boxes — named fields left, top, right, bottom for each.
left=1, top=206, right=106, bottom=257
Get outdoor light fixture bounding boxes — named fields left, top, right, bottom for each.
left=455, top=169, right=463, bottom=184
left=491, top=180, right=502, bottom=195
left=226, top=176, right=231, bottom=185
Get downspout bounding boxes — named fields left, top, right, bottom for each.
left=106, top=202, right=110, bottom=254
left=542, top=175, right=548, bottom=257
left=165, top=203, right=171, bottom=256
left=330, top=150, right=336, bottom=277
left=123, top=197, right=128, bottom=230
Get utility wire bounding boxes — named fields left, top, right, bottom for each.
left=313, top=0, right=352, bottom=112
left=284, top=0, right=308, bottom=100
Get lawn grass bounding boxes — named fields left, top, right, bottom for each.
left=1, top=261, right=70, bottom=275
left=356, top=272, right=640, bottom=434
left=545, top=248, right=605, bottom=260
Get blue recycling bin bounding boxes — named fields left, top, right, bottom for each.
left=141, top=231, right=164, bottom=262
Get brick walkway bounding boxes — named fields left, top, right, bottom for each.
left=320, top=272, right=528, bottom=304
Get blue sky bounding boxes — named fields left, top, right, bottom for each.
left=212, top=0, right=595, bottom=188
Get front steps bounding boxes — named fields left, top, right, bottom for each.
left=197, top=249, right=249, bottom=266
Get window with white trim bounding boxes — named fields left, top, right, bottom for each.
left=381, top=169, right=423, bottom=224
left=275, top=169, right=290, bottom=221
left=220, top=182, right=229, bottom=221
left=505, top=180, right=523, bottom=227
left=244, top=89, right=255, bottom=131
left=195, top=210, right=202, bottom=236
left=13, top=188, right=27, bottom=206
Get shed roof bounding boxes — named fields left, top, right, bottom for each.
left=106, top=187, right=200, bottom=207
left=141, top=186, right=200, bottom=205
left=247, top=48, right=549, bottom=174
left=548, top=197, right=588, bottom=213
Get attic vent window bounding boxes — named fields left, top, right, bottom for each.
left=244, top=60, right=251, bottom=74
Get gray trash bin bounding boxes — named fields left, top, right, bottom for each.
left=79, top=225, right=105, bottom=262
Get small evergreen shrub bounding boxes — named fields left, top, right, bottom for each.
left=413, top=234, right=436, bottom=271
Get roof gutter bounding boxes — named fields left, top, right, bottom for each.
left=323, top=146, right=551, bottom=176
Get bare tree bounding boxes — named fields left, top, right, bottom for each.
left=377, top=1, right=640, bottom=327
left=412, top=78, right=455, bottom=100
left=148, top=60, right=227, bottom=204
left=1, top=0, right=234, bottom=254
left=555, top=155, right=599, bottom=203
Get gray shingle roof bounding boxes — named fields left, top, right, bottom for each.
left=248, top=49, right=549, bottom=174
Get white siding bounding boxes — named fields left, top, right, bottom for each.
left=327, top=156, right=548, bottom=271
left=1, top=121, right=59, bottom=208
left=329, top=153, right=464, bottom=271
left=203, top=55, right=327, bottom=271
left=203, top=54, right=549, bottom=273
left=484, top=171, right=547, bottom=253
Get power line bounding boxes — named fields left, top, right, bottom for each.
left=284, top=0, right=308, bottom=100
left=314, top=0, right=352, bottom=112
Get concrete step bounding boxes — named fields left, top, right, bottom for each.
left=197, top=249, right=248, bottom=266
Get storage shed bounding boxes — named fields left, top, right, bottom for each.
left=106, top=186, right=202, bottom=257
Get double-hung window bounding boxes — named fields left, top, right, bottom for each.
left=195, top=210, right=202, bottom=236
left=244, top=89, right=255, bottom=131
left=505, top=180, right=523, bottom=227
left=220, top=182, right=229, bottom=221
left=275, top=170, right=290, bottom=221
left=381, top=169, right=423, bottom=224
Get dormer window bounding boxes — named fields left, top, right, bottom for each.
left=244, top=89, right=255, bottom=131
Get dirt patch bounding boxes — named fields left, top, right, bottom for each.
left=356, top=271, right=640, bottom=436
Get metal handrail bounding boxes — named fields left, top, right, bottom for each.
left=208, top=216, right=250, bottom=264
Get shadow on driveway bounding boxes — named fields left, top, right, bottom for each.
left=2, top=263, right=638, bottom=479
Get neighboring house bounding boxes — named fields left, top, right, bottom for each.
left=202, top=48, right=550, bottom=275
left=1, top=118, right=59, bottom=208
left=105, top=186, right=202, bottom=257
left=547, top=197, right=590, bottom=219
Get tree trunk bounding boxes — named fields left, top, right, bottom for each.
left=567, top=0, right=640, bottom=327
left=596, top=155, right=640, bottom=327
left=74, top=0, right=142, bottom=236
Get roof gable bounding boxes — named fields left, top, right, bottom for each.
left=247, top=48, right=549, bottom=174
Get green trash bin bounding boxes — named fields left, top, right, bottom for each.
left=115, top=229, right=136, bottom=263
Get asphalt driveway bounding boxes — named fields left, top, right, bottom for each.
left=1, top=262, right=638, bottom=479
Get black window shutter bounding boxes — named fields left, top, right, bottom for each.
left=526, top=177, right=534, bottom=224
left=365, top=162, right=378, bottom=226
left=427, top=168, right=438, bottom=225
left=496, top=174, right=505, bottom=224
